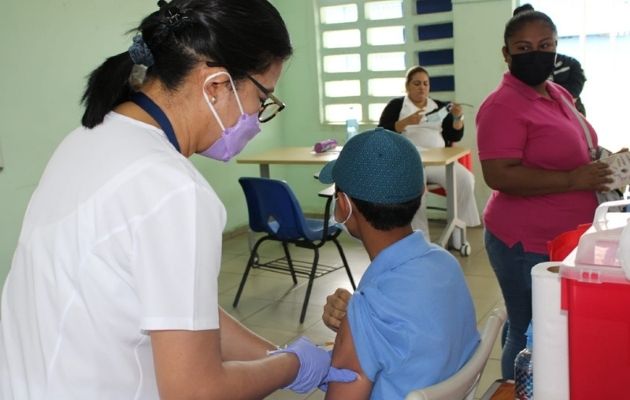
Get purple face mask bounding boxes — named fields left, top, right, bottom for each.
left=200, top=72, right=261, bottom=161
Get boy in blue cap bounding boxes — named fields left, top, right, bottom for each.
left=318, top=128, right=479, bottom=400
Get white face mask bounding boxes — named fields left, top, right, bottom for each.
left=332, top=192, right=352, bottom=225
left=425, top=106, right=449, bottom=123
left=331, top=193, right=360, bottom=240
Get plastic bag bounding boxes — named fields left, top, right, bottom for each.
left=547, top=223, right=591, bottom=261
left=596, top=189, right=624, bottom=211
left=595, top=146, right=626, bottom=211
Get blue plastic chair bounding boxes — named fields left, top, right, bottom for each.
left=234, top=177, right=356, bottom=323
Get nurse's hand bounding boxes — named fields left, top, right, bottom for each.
left=322, top=288, right=352, bottom=332
left=270, top=336, right=357, bottom=393
left=319, top=356, right=357, bottom=392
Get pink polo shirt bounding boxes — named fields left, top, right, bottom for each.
left=476, top=72, right=598, bottom=254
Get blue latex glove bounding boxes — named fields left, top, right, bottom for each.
left=318, top=350, right=354, bottom=392
left=270, top=336, right=357, bottom=394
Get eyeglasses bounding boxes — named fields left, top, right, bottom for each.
left=247, top=75, right=286, bottom=123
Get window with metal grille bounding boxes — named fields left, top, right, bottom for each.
left=315, top=0, right=455, bottom=124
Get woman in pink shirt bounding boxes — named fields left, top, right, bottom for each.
left=476, top=10, right=612, bottom=379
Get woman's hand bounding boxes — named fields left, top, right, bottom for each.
left=322, top=288, right=352, bottom=332
left=450, top=102, right=464, bottom=129
left=394, top=110, right=423, bottom=132
left=481, top=158, right=613, bottom=196
left=567, top=161, right=613, bottom=192
left=449, top=103, right=463, bottom=119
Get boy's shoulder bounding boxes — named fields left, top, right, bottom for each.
left=365, top=233, right=461, bottom=283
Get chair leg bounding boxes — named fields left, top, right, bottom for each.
left=282, top=242, right=298, bottom=284
left=332, top=238, right=356, bottom=290
left=300, top=248, right=320, bottom=324
left=233, top=238, right=266, bottom=308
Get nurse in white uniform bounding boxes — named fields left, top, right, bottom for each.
left=379, top=66, right=481, bottom=245
left=0, top=1, right=355, bottom=398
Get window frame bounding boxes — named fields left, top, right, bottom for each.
left=314, top=0, right=456, bottom=125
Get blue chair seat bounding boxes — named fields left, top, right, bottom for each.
left=305, top=218, right=341, bottom=241
left=264, top=218, right=340, bottom=242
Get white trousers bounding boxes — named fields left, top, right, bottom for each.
left=425, top=162, right=481, bottom=227
left=412, top=188, right=431, bottom=240
left=410, top=162, right=481, bottom=241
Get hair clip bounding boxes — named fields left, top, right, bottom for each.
left=165, top=6, right=190, bottom=29
left=166, top=8, right=184, bottom=26
left=128, top=34, right=155, bottom=67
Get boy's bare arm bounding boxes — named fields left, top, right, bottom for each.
left=325, top=317, right=373, bottom=400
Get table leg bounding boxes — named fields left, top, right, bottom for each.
left=249, top=163, right=271, bottom=250
left=437, top=161, right=468, bottom=253
left=259, top=164, right=270, bottom=178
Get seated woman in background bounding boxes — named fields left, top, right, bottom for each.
left=378, top=66, right=481, bottom=245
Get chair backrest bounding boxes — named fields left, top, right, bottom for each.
left=405, top=308, right=507, bottom=400
left=239, top=177, right=314, bottom=241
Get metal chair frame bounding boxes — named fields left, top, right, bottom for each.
left=233, top=177, right=356, bottom=323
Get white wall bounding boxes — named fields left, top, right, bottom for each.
left=0, top=1, right=285, bottom=287
left=452, top=0, right=515, bottom=209
left=0, top=0, right=516, bottom=287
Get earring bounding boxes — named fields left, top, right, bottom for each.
left=211, top=96, right=217, bottom=104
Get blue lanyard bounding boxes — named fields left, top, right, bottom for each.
left=130, top=92, right=181, bottom=153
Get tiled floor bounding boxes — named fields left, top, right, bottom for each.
left=219, top=221, right=505, bottom=400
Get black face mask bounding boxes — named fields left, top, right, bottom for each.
left=509, top=51, right=556, bottom=86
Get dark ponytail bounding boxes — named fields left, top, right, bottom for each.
left=81, top=52, right=135, bottom=128
left=81, top=0, right=292, bottom=128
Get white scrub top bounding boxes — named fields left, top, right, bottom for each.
left=1, top=112, right=225, bottom=399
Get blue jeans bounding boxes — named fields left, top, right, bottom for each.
left=484, top=229, right=548, bottom=379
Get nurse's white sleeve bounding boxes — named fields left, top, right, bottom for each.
left=132, top=182, right=225, bottom=331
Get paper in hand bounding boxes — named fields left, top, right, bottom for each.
left=601, top=151, right=630, bottom=190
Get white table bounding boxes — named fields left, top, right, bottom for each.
left=237, top=146, right=471, bottom=253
